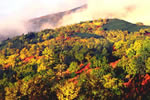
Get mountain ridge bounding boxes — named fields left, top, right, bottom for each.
left=27, top=4, right=87, bottom=32
left=0, top=18, right=149, bottom=50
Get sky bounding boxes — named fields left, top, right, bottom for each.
left=0, top=0, right=87, bottom=19
left=1, top=0, right=150, bottom=24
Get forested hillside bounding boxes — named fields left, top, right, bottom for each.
left=0, top=18, right=150, bottom=100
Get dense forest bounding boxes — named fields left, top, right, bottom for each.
left=0, top=18, right=150, bottom=100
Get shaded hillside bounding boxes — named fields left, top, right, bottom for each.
left=103, top=19, right=150, bottom=32
left=27, top=4, right=87, bottom=32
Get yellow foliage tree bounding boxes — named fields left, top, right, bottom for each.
left=102, top=74, right=122, bottom=89
left=57, top=81, right=80, bottom=100
left=37, top=63, right=46, bottom=72
left=20, top=48, right=29, bottom=60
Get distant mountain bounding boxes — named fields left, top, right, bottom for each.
left=0, top=34, right=5, bottom=42
left=0, top=5, right=87, bottom=42
left=27, top=4, right=87, bottom=32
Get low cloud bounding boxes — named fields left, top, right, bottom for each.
left=59, top=0, right=150, bottom=26
left=0, top=0, right=150, bottom=41
left=0, top=0, right=86, bottom=41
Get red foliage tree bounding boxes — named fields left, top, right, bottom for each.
left=123, top=74, right=150, bottom=99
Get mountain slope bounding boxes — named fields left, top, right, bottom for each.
left=0, top=18, right=150, bottom=99
left=27, top=4, right=87, bottom=32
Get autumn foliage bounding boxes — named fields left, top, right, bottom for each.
left=0, top=18, right=150, bottom=99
